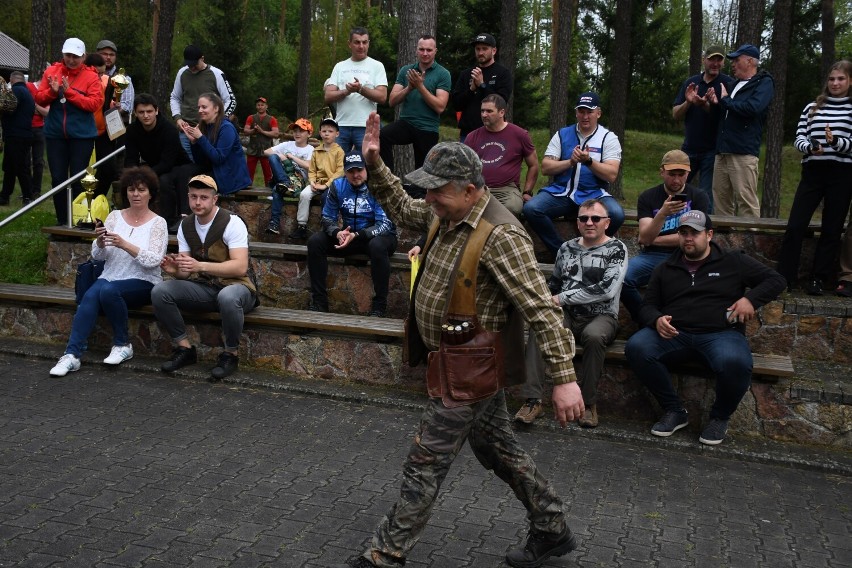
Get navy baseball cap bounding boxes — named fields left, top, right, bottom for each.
left=575, top=92, right=600, bottom=109
left=727, top=44, right=759, bottom=59
left=344, top=152, right=365, bottom=170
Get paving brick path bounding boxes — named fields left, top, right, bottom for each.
left=0, top=352, right=849, bottom=567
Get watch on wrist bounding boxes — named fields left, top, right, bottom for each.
left=583, top=157, right=593, bottom=166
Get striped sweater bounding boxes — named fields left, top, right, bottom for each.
left=794, top=96, right=852, bottom=164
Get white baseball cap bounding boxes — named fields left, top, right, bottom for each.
left=62, top=38, right=86, bottom=56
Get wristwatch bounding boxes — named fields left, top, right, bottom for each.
left=583, top=157, right=593, bottom=166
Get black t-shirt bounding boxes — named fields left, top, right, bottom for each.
left=636, top=183, right=710, bottom=253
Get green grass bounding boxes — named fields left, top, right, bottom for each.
left=0, top=128, right=808, bottom=285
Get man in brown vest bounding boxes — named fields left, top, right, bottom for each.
left=151, top=175, right=257, bottom=381
left=345, top=113, right=584, bottom=568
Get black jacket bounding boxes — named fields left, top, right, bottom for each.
left=124, top=115, right=190, bottom=175
left=451, top=61, right=513, bottom=136
left=639, top=241, right=785, bottom=333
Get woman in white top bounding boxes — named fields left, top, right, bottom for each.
left=50, top=166, right=168, bottom=377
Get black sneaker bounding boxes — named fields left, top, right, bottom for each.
left=699, top=418, right=729, bottom=445
left=345, top=556, right=378, bottom=567
left=806, top=278, right=824, bottom=296
left=369, top=310, right=386, bottom=318
left=266, top=222, right=280, bottom=235
left=651, top=409, right=689, bottom=437
left=309, top=302, right=329, bottom=313
left=506, top=525, right=577, bottom=568
left=161, top=346, right=197, bottom=373
left=836, top=280, right=852, bottom=298
left=0, top=198, right=9, bottom=206
left=210, top=351, right=239, bottom=381
left=289, top=225, right=308, bottom=239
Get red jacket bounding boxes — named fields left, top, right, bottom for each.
left=36, top=62, right=103, bottom=139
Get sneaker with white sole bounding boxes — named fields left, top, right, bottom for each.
left=104, top=344, right=134, bottom=365
left=50, top=354, right=81, bottom=377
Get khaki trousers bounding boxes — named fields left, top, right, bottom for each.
left=712, top=153, right=760, bottom=217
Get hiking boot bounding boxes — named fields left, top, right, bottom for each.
left=210, top=351, right=239, bottom=381
left=161, top=346, right=197, bottom=373
left=50, top=354, right=81, bottom=377
left=103, top=344, right=134, bottom=365
left=506, top=525, right=577, bottom=568
left=651, top=409, right=689, bottom=437
left=578, top=404, right=598, bottom=428
left=266, top=222, right=280, bottom=235
left=806, top=278, right=824, bottom=296
left=836, top=280, right=852, bottom=298
left=289, top=225, right=308, bottom=239
left=699, top=418, right=729, bottom=445
left=514, top=399, right=543, bottom=423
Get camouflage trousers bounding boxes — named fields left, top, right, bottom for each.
left=363, top=390, right=567, bottom=567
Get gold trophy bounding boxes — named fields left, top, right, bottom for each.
left=110, top=68, right=130, bottom=103
left=78, top=167, right=99, bottom=230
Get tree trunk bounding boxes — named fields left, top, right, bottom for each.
left=280, top=0, right=287, bottom=39
left=499, top=0, right=519, bottom=121
left=548, top=0, right=574, bottom=136
left=689, top=0, right=703, bottom=75
left=821, top=0, right=835, bottom=77
left=30, top=0, right=50, bottom=79
left=607, top=0, right=633, bottom=200
left=392, top=0, right=438, bottom=176
left=736, top=0, right=764, bottom=48
left=761, top=0, right=792, bottom=218
left=296, top=0, right=312, bottom=118
left=150, top=0, right=177, bottom=111
left=49, top=0, right=66, bottom=63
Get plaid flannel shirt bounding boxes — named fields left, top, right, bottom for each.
left=367, top=159, right=577, bottom=385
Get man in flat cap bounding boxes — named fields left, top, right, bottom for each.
left=345, top=112, right=584, bottom=568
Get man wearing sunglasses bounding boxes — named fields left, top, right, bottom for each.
left=625, top=210, right=785, bottom=445
left=517, top=199, right=628, bottom=427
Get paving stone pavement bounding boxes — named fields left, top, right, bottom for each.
left=0, top=351, right=850, bottom=568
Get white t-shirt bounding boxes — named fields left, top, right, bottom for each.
left=325, top=56, right=388, bottom=127
left=178, top=208, right=249, bottom=253
left=268, top=140, right=315, bottom=162
left=544, top=125, right=622, bottom=163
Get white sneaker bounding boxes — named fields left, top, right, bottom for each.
left=50, top=354, right=81, bottom=377
left=104, top=344, right=133, bottom=365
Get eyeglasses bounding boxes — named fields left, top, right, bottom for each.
left=577, top=215, right=609, bottom=224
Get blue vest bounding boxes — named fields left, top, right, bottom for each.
left=542, top=125, right=612, bottom=203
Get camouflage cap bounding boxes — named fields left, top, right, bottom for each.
left=405, top=142, right=483, bottom=190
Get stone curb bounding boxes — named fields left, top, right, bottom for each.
left=6, top=337, right=851, bottom=477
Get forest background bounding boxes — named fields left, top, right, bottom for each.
left=3, top=0, right=852, bottom=216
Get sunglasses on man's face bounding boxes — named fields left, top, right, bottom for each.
left=577, top=215, right=608, bottom=224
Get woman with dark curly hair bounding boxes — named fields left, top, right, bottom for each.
left=777, top=60, right=852, bottom=294
left=50, top=166, right=168, bottom=377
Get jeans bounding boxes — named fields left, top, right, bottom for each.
left=776, top=160, right=852, bottom=284
left=522, top=192, right=625, bottom=255
left=46, top=136, right=95, bottom=225
left=522, top=313, right=618, bottom=406
left=620, top=249, right=674, bottom=322
left=65, top=278, right=155, bottom=358
left=151, top=280, right=256, bottom=350
left=307, top=232, right=397, bottom=310
left=379, top=120, right=439, bottom=173
left=625, top=326, right=753, bottom=420
left=179, top=131, right=195, bottom=163
left=337, top=126, right=366, bottom=153
left=686, top=150, right=716, bottom=213
left=364, top=391, right=566, bottom=567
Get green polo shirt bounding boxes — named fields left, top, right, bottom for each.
left=395, top=62, right=452, bottom=132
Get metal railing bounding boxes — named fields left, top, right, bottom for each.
left=0, top=145, right=126, bottom=230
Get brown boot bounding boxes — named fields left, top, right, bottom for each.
left=578, top=404, right=598, bottom=428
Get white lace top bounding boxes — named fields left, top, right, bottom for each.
left=91, top=209, right=168, bottom=285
